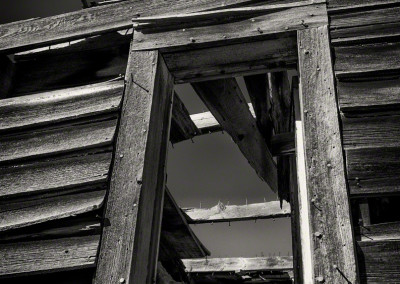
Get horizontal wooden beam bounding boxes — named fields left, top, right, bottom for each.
left=357, top=221, right=400, bottom=242
left=0, top=0, right=260, bottom=53
left=183, top=201, right=290, bottom=224
left=182, top=256, right=293, bottom=272
left=132, top=1, right=326, bottom=51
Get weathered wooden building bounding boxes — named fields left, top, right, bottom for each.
left=0, top=0, right=399, bottom=283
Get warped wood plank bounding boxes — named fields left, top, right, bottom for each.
left=0, top=117, right=117, bottom=163
left=94, top=50, right=174, bottom=284
left=0, top=149, right=111, bottom=199
left=357, top=239, right=400, bottom=282
left=346, top=147, right=400, bottom=196
left=0, top=80, right=123, bottom=133
left=298, top=26, right=358, bottom=283
left=132, top=2, right=327, bottom=50
left=170, top=92, right=199, bottom=144
left=342, top=114, right=400, bottom=149
left=337, top=78, right=400, bottom=113
left=0, top=190, right=105, bottom=232
left=0, top=235, right=99, bottom=277
left=162, top=36, right=297, bottom=83
left=0, top=0, right=276, bottom=53
left=335, top=42, right=400, bottom=78
left=183, top=201, right=290, bottom=224
left=182, top=257, right=293, bottom=272
left=192, top=78, right=278, bottom=192
left=163, top=188, right=209, bottom=258
left=357, top=221, right=400, bottom=242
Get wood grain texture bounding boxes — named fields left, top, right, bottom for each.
left=182, top=257, right=293, bottom=272
left=0, top=190, right=105, bottom=232
left=337, top=78, right=400, bottom=113
left=357, top=221, right=400, bottom=242
left=357, top=239, right=400, bottom=282
left=0, top=117, right=117, bottom=163
left=0, top=80, right=123, bottom=133
left=335, top=42, right=400, bottom=78
left=94, top=50, right=173, bottom=284
left=162, top=36, right=297, bottom=83
left=132, top=3, right=327, bottom=51
left=297, top=26, right=358, bottom=283
left=327, top=0, right=400, bottom=10
left=0, top=235, right=99, bottom=277
left=346, top=147, right=400, bottom=196
left=170, top=92, right=199, bottom=144
left=0, top=149, right=111, bottom=199
left=0, top=0, right=284, bottom=53
left=192, top=78, right=278, bottom=192
left=342, top=114, right=400, bottom=149
left=183, top=201, right=290, bottom=224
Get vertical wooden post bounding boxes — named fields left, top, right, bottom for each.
left=297, top=25, right=358, bottom=283
left=94, top=46, right=174, bottom=284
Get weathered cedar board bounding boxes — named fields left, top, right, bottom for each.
left=297, top=26, right=358, bottom=283
left=346, top=146, right=400, bottom=196
left=94, top=50, right=173, bottom=284
left=192, top=78, right=278, bottom=192
left=0, top=80, right=123, bottom=132
left=0, top=190, right=105, bottom=232
left=357, top=221, right=400, bottom=242
left=0, top=235, right=99, bottom=277
left=162, top=36, right=297, bottom=83
left=183, top=201, right=290, bottom=224
left=0, top=117, right=117, bottom=163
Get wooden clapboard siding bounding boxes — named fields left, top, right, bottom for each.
left=0, top=0, right=288, bottom=53
left=0, top=149, right=111, bottom=199
left=132, top=2, right=326, bottom=51
left=162, top=36, right=297, bottom=83
left=163, top=189, right=209, bottom=258
left=183, top=201, right=290, bottom=224
left=182, top=257, right=293, bottom=272
left=94, top=50, right=174, bottom=284
left=297, top=26, right=358, bottom=282
left=357, top=221, right=400, bottom=242
left=0, top=190, right=105, bottom=232
left=192, top=78, right=278, bottom=192
left=337, top=78, right=400, bottom=113
left=0, top=235, right=99, bottom=277
left=335, top=42, right=400, bottom=78
left=170, top=92, right=199, bottom=144
left=346, top=147, right=400, bottom=196
left=0, top=116, right=117, bottom=163
left=0, top=80, right=123, bottom=133
left=357, top=239, right=400, bottom=282
left=342, top=114, right=400, bottom=149
left=327, top=0, right=400, bottom=10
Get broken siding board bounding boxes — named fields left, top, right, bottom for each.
left=170, top=92, right=199, bottom=144
left=162, top=36, right=297, bottom=83
left=0, top=80, right=123, bottom=133
left=94, top=50, right=174, bottom=284
left=357, top=221, right=400, bottom=242
left=342, top=114, right=400, bottom=149
left=182, top=257, right=293, bottom=272
left=192, top=78, right=278, bottom=192
left=0, top=0, right=286, bottom=53
left=0, top=150, right=111, bottom=199
left=0, top=190, right=105, bottom=232
left=0, top=117, right=117, bottom=163
left=357, top=239, right=400, bottom=282
left=346, top=147, right=400, bottom=196
left=335, top=42, right=400, bottom=78
left=183, top=201, right=290, bottom=224
left=297, top=26, right=358, bottom=283
left=132, top=2, right=327, bottom=51
left=0, top=235, right=99, bottom=277
left=337, top=78, right=400, bottom=113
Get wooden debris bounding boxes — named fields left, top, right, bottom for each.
left=183, top=201, right=290, bottom=224
left=192, top=78, right=278, bottom=192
